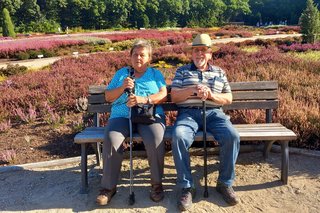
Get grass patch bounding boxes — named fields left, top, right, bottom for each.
left=0, top=75, right=6, bottom=82
left=289, top=50, right=320, bottom=61
left=240, top=45, right=261, bottom=53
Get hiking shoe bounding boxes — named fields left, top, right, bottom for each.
left=150, top=183, right=164, bottom=202
left=178, top=187, right=196, bottom=211
left=96, top=187, right=116, bottom=206
left=216, top=183, right=239, bottom=206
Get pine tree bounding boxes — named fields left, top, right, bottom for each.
left=2, top=8, right=16, bottom=38
left=299, top=0, right=320, bottom=43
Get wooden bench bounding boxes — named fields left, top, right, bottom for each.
left=74, top=81, right=297, bottom=193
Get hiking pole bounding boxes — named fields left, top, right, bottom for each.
left=203, top=100, right=209, bottom=198
left=126, top=70, right=135, bottom=205
left=128, top=105, right=135, bottom=205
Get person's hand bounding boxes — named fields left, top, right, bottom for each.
left=196, top=84, right=211, bottom=101
left=188, top=86, right=199, bottom=97
left=123, top=77, right=135, bottom=93
left=126, top=95, right=146, bottom=107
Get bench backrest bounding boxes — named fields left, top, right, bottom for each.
left=87, top=81, right=278, bottom=124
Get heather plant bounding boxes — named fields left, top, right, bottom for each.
left=0, top=119, right=11, bottom=133
left=0, top=149, right=16, bottom=164
left=212, top=45, right=320, bottom=148
left=0, top=51, right=129, bottom=123
left=278, top=42, right=320, bottom=52
left=71, top=119, right=84, bottom=133
left=14, top=104, right=37, bottom=123
left=277, top=26, right=301, bottom=33
left=42, top=102, right=63, bottom=128
left=96, top=30, right=193, bottom=44
left=213, top=29, right=254, bottom=38
left=0, top=39, right=86, bottom=59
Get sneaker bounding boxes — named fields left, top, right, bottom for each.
left=178, top=187, right=196, bottom=211
left=96, top=187, right=116, bottom=206
left=150, top=183, right=164, bottom=202
left=216, top=183, right=239, bottom=206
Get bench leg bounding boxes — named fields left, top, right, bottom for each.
left=91, top=142, right=101, bottom=167
left=80, top=143, right=89, bottom=194
left=281, top=141, right=289, bottom=184
left=263, top=141, right=275, bottom=159
left=96, top=142, right=102, bottom=167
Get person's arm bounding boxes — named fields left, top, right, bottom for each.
left=105, top=77, right=134, bottom=102
left=127, top=86, right=167, bottom=107
left=171, top=86, right=197, bottom=103
left=209, top=92, right=233, bottom=105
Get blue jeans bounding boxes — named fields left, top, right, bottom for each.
left=171, top=108, right=240, bottom=188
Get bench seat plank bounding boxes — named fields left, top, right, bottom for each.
left=74, top=123, right=296, bottom=144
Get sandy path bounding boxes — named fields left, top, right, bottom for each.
left=0, top=151, right=319, bottom=213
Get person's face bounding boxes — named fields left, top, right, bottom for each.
left=191, top=46, right=212, bottom=71
left=130, top=47, right=151, bottom=72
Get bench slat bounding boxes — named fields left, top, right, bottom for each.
left=87, top=100, right=279, bottom=113
left=88, top=81, right=278, bottom=94
left=88, top=94, right=105, bottom=104
left=230, top=81, right=278, bottom=91
left=88, top=104, right=111, bottom=113
left=224, top=100, right=278, bottom=110
left=233, top=91, right=277, bottom=100
left=88, top=87, right=278, bottom=104
left=87, top=92, right=279, bottom=105
left=89, top=85, right=105, bottom=94
left=74, top=123, right=297, bottom=144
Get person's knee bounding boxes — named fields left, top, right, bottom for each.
left=172, top=126, right=193, bottom=149
left=220, top=128, right=240, bottom=146
left=172, top=126, right=187, bottom=141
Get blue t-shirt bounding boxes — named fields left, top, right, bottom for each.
left=106, top=67, right=166, bottom=119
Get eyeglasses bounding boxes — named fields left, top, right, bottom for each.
left=192, top=48, right=212, bottom=54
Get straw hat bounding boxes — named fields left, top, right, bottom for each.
left=185, top=33, right=219, bottom=52
left=192, top=34, right=212, bottom=47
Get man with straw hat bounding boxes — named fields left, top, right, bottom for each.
left=170, top=34, right=240, bottom=211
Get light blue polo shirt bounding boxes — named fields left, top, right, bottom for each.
left=106, top=67, right=166, bottom=119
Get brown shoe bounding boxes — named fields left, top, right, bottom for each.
left=216, top=183, right=239, bottom=206
left=96, top=188, right=116, bottom=206
left=150, top=183, right=164, bottom=202
left=178, top=187, right=196, bottom=211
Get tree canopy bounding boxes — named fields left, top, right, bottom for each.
left=299, top=0, right=320, bottom=43
left=0, top=0, right=319, bottom=33
left=2, top=8, right=16, bottom=37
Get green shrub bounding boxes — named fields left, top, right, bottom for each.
left=2, top=8, right=16, bottom=38
left=0, top=64, right=27, bottom=76
left=299, top=0, right=320, bottom=43
left=28, top=50, right=42, bottom=59
left=92, top=46, right=107, bottom=52
left=42, top=49, right=55, bottom=57
left=111, top=40, right=134, bottom=51
left=15, top=52, right=30, bottom=60
left=17, top=19, right=60, bottom=34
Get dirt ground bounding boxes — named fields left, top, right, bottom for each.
left=0, top=115, right=83, bottom=166
left=0, top=151, right=319, bottom=213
